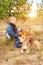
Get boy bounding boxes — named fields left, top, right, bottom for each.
left=6, top=16, right=21, bottom=48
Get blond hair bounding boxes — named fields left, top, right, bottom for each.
left=8, top=16, right=16, bottom=24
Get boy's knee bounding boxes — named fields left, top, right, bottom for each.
left=12, top=32, right=18, bottom=39
left=14, top=33, right=18, bottom=39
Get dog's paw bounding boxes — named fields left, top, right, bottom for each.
left=21, top=50, right=24, bottom=54
left=36, top=47, right=41, bottom=51
left=26, top=50, right=29, bottom=53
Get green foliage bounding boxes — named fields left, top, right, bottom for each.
left=18, top=0, right=27, bottom=5
left=0, top=0, right=27, bottom=19
left=0, top=0, right=43, bottom=19
left=0, top=0, right=15, bottom=19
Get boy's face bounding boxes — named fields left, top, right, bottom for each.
left=12, top=17, right=16, bottom=24
left=9, top=16, right=16, bottom=24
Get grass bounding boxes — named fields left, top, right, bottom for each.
left=0, top=17, right=43, bottom=65
left=0, top=32, right=43, bottom=65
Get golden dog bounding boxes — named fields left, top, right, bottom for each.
left=18, top=27, right=41, bottom=53
left=19, top=34, right=30, bottom=53
left=18, top=28, right=31, bottom=53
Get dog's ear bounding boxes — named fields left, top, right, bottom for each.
left=18, top=32, right=22, bottom=36
left=27, top=41, right=30, bottom=47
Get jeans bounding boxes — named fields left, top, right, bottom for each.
left=6, top=23, right=21, bottom=48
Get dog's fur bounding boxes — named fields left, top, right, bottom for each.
left=19, top=35, right=30, bottom=53
left=18, top=28, right=41, bottom=53
left=18, top=28, right=32, bottom=53
left=31, top=39, right=41, bottom=50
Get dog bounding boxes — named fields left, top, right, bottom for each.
left=19, top=34, right=30, bottom=53
left=18, top=27, right=41, bottom=53
left=18, top=28, right=31, bottom=53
